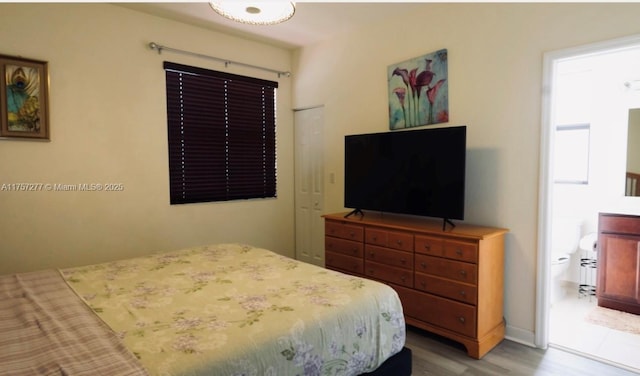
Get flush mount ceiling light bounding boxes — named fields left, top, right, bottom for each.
left=209, top=1, right=296, bottom=26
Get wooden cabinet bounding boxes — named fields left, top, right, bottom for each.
left=597, top=213, right=640, bottom=315
left=323, top=212, right=508, bottom=359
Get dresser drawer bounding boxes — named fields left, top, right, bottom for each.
left=395, top=286, right=477, bottom=338
left=365, top=245, right=413, bottom=269
left=366, top=228, right=413, bottom=252
left=325, top=237, right=363, bottom=258
left=387, top=231, right=414, bottom=252
left=365, top=228, right=388, bottom=247
left=444, top=239, right=478, bottom=263
left=326, top=251, right=363, bottom=275
left=364, top=261, right=413, bottom=288
left=415, top=273, right=477, bottom=305
left=415, top=235, right=444, bottom=256
left=325, top=221, right=364, bottom=242
left=415, top=254, right=477, bottom=285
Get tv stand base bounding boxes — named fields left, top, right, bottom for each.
left=344, top=209, right=364, bottom=218
left=442, top=218, right=456, bottom=231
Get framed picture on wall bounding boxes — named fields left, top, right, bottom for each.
left=0, top=54, right=49, bottom=140
left=387, top=49, right=449, bottom=130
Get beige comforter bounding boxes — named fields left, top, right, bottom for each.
left=62, top=244, right=406, bottom=376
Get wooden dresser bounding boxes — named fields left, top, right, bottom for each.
left=323, top=212, right=508, bottom=359
left=597, top=213, right=640, bottom=315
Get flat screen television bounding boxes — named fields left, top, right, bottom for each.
left=344, top=125, right=466, bottom=226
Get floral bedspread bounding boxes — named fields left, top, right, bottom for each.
left=61, top=244, right=406, bottom=376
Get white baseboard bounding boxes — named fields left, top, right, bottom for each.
left=505, top=324, right=536, bottom=348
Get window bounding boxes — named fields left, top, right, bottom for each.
left=164, top=62, right=277, bottom=204
left=553, top=123, right=590, bottom=184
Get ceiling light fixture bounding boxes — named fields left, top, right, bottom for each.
left=209, top=1, right=296, bottom=26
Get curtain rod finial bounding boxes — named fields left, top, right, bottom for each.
left=149, top=42, right=162, bottom=54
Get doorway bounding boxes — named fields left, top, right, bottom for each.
left=294, top=106, right=325, bottom=266
left=537, top=34, right=640, bottom=370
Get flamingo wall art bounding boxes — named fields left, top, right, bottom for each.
left=387, top=49, right=448, bottom=130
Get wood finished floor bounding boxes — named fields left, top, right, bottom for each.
left=405, top=326, right=639, bottom=375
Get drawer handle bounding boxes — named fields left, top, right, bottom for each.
left=369, top=252, right=375, bottom=258
left=373, top=236, right=378, bottom=241
left=420, top=262, right=426, bottom=269
left=352, top=249, right=359, bottom=255
left=400, top=258, right=406, bottom=264
left=459, top=270, right=467, bottom=277
left=400, top=276, right=406, bottom=282
left=458, top=316, right=465, bottom=323
left=420, top=281, right=426, bottom=288
left=349, top=232, right=355, bottom=238
left=459, top=291, right=466, bottom=296
left=397, top=240, right=403, bottom=245
left=369, top=269, right=375, bottom=275
left=456, top=248, right=463, bottom=255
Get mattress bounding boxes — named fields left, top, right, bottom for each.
left=57, top=243, right=407, bottom=375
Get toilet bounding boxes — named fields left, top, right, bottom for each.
left=550, top=219, right=581, bottom=304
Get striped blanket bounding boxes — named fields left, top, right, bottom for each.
left=0, top=269, right=147, bottom=376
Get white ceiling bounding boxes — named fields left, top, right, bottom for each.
left=118, top=2, right=426, bottom=49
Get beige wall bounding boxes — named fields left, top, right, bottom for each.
left=0, top=3, right=295, bottom=274
left=292, top=3, right=640, bottom=344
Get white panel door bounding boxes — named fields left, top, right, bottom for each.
left=294, top=107, right=325, bottom=266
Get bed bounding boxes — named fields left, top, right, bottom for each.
left=0, top=243, right=411, bottom=375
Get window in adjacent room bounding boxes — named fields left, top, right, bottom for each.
left=552, top=62, right=592, bottom=185
left=553, top=123, right=590, bottom=184
left=164, top=62, right=277, bottom=204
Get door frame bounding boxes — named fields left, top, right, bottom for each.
left=536, top=33, right=640, bottom=349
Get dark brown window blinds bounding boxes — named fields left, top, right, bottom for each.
left=164, top=62, right=277, bottom=204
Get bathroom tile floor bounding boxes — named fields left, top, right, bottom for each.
left=549, top=285, right=640, bottom=373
